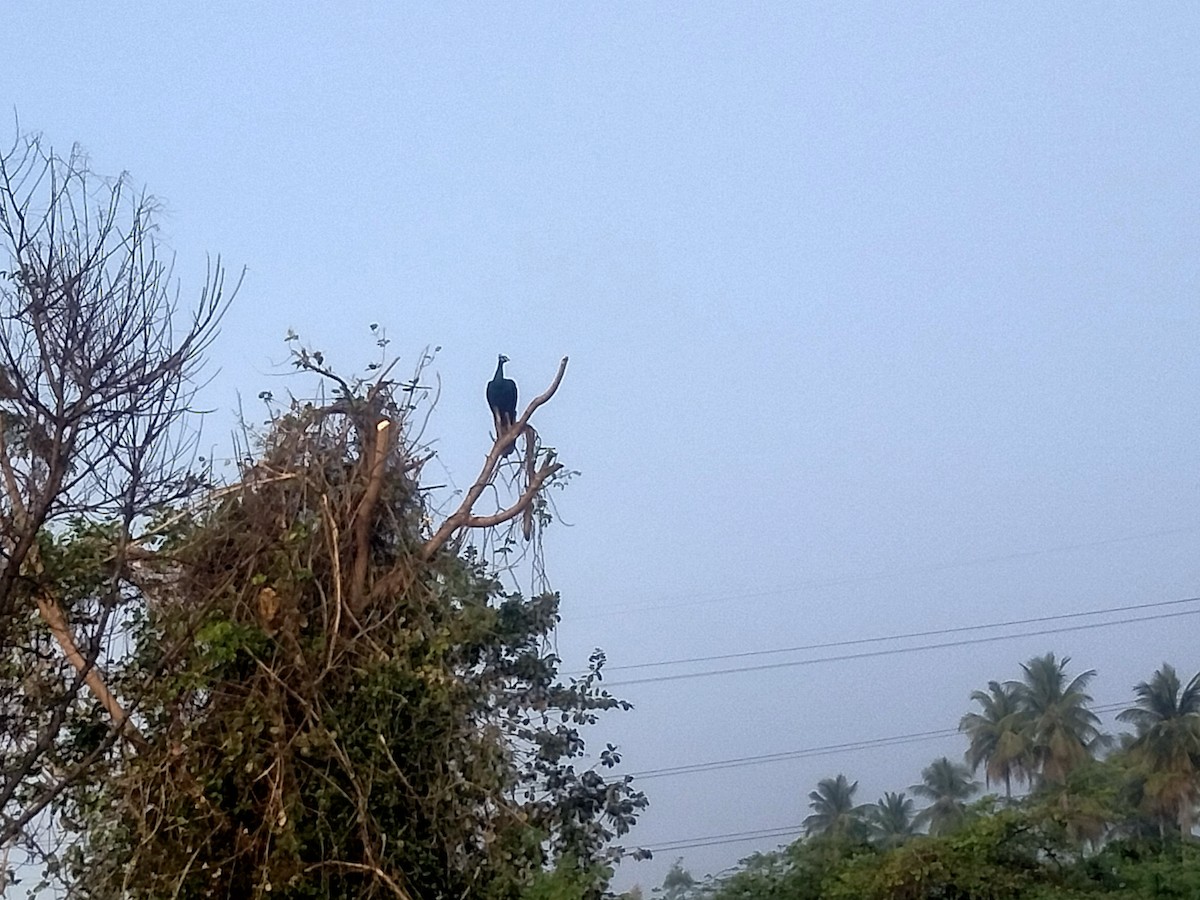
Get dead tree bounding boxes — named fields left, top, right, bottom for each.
left=0, top=133, right=233, bottom=856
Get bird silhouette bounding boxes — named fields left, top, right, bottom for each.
left=486, top=354, right=518, bottom=456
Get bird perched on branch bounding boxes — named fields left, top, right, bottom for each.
left=486, top=354, right=518, bottom=456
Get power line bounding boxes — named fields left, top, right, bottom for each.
left=604, top=596, right=1200, bottom=674
left=625, top=702, right=1128, bottom=781
left=629, top=729, right=959, bottom=779
left=575, top=525, right=1200, bottom=620
left=642, top=824, right=804, bottom=854
left=604, top=607, right=1200, bottom=688
left=630, top=702, right=1134, bottom=856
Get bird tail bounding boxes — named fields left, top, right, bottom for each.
left=493, top=411, right=518, bottom=456
left=500, top=413, right=517, bottom=456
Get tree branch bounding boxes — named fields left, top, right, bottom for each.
left=349, top=418, right=390, bottom=614
left=420, top=356, right=567, bottom=560
left=304, top=860, right=414, bottom=900
left=35, top=587, right=148, bottom=750
left=466, top=458, right=563, bottom=529
left=0, top=418, right=26, bottom=520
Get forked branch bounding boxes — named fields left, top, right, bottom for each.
left=420, top=356, right=568, bottom=560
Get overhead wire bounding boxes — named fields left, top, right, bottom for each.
left=629, top=728, right=959, bottom=780
left=585, top=536, right=1200, bottom=860
left=625, top=702, right=1128, bottom=781
left=641, top=824, right=805, bottom=854
left=603, top=596, right=1200, bottom=674
left=629, top=701, right=1132, bottom=855
left=604, top=606, right=1200, bottom=688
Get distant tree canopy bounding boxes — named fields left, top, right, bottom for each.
left=0, top=132, right=645, bottom=899
left=659, top=654, right=1200, bottom=900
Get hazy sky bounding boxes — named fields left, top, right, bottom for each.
left=7, top=4, right=1200, bottom=892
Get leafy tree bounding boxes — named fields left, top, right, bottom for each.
left=664, top=657, right=1200, bottom=900
left=656, top=859, right=696, bottom=899
left=1013, top=653, right=1104, bottom=785
left=867, top=791, right=917, bottom=849
left=1117, top=663, right=1200, bottom=839
left=827, top=807, right=1063, bottom=900
left=1082, top=837, right=1200, bottom=898
left=26, top=333, right=645, bottom=899
left=912, top=756, right=979, bottom=836
left=1038, top=756, right=1141, bottom=853
left=90, top=350, right=634, bottom=895
left=0, top=126, right=647, bottom=900
left=0, top=131, right=232, bottom=889
left=697, top=837, right=873, bottom=900
left=804, top=774, right=867, bottom=840
left=961, top=680, right=1033, bottom=800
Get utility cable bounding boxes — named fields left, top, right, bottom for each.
left=604, top=596, right=1200, bottom=674
left=625, top=702, right=1128, bottom=781
left=629, top=729, right=959, bottom=779
left=630, top=702, right=1132, bottom=855
left=641, top=824, right=805, bottom=854
left=604, top=607, right=1200, bottom=688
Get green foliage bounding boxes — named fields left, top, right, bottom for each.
left=1079, top=840, right=1200, bottom=898
left=911, top=756, right=979, bottom=836
left=521, top=857, right=608, bottom=900
left=828, top=809, right=1050, bottom=900
left=689, top=836, right=873, bottom=900
left=685, top=656, right=1200, bottom=900
left=802, top=774, right=868, bottom=840
left=1117, top=663, right=1200, bottom=837
left=51, top=359, right=645, bottom=899
left=961, top=680, right=1032, bottom=799
left=694, top=806, right=1200, bottom=900
left=1015, top=653, right=1103, bottom=786
left=657, top=859, right=696, bottom=899
left=867, top=791, right=917, bottom=849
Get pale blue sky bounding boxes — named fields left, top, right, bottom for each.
left=7, top=4, right=1200, bottom=891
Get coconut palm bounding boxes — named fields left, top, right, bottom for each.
left=960, top=680, right=1033, bottom=800
left=1012, top=653, right=1103, bottom=785
left=803, top=774, right=866, bottom=839
left=912, top=757, right=978, bottom=836
left=868, top=791, right=917, bottom=849
left=1117, top=663, right=1200, bottom=838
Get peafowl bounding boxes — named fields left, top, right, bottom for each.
left=486, top=354, right=518, bottom=455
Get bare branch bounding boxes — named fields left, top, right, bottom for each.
left=0, top=130, right=234, bottom=861
left=34, top=588, right=147, bottom=750
left=465, top=458, right=563, bottom=530
left=349, top=418, right=391, bottom=613
left=305, top=860, right=414, bottom=900
left=0, top=417, right=26, bottom=520
left=421, top=356, right=567, bottom=560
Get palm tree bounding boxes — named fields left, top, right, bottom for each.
left=803, top=774, right=866, bottom=839
left=868, top=791, right=917, bottom=849
left=1117, top=663, right=1200, bottom=839
left=960, top=680, right=1033, bottom=800
left=1013, top=653, right=1103, bottom=785
left=912, top=757, right=978, bottom=836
